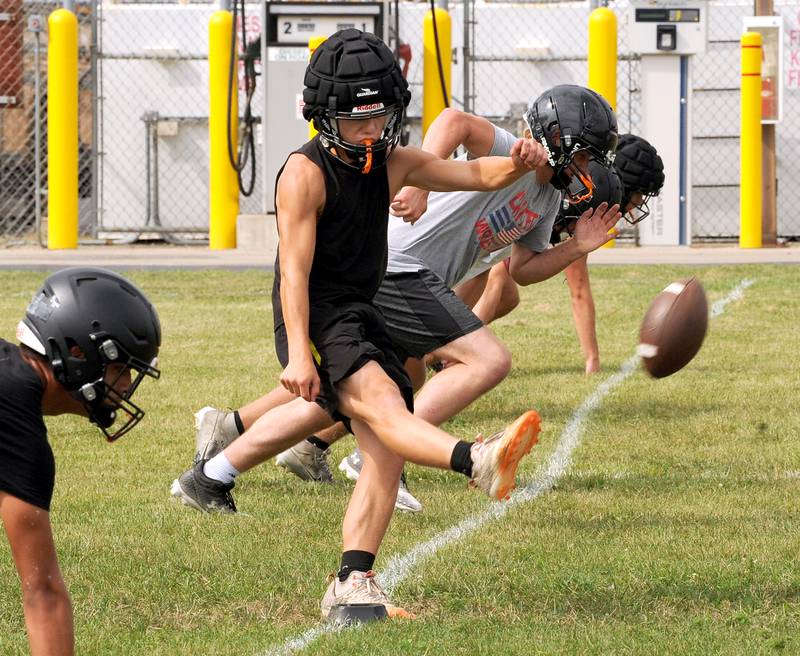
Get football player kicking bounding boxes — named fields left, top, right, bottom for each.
left=187, top=83, right=620, bottom=515
left=1, top=268, right=161, bottom=656
left=171, top=29, right=545, bottom=618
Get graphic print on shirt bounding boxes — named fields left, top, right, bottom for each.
left=474, top=191, right=541, bottom=252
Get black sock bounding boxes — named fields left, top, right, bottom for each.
left=450, top=440, right=473, bottom=478
left=307, top=435, right=330, bottom=451
left=338, top=550, right=375, bottom=582
left=233, top=410, right=245, bottom=436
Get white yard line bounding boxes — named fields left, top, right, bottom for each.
left=258, top=279, right=754, bottom=656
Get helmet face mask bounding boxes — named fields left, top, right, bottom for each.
left=550, top=159, right=623, bottom=244
left=17, top=267, right=161, bottom=442
left=314, top=103, right=405, bottom=173
left=624, top=191, right=655, bottom=225
left=75, top=336, right=161, bottom=442
left=525, top=85, right=618, bottom=202
left=302, top=29, right=411, bottom=174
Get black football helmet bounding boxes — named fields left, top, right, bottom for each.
left=614, top=134, right=665, bottom=225
left=303, top=29, right=411, bottom=173
left=17, top=267, right=161, bottom=441
left=524, top=84, right=618, bottom=203
left=550, top=159, right=623, bottom=245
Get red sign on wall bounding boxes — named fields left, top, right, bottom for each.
left=0, top=0, right=23, bottom=105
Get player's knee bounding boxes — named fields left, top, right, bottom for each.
left=360, top=383, right=410, bottom=426
left=485, top=341, right=512, bottom=385
left=21, top=574, right=69, bottom=613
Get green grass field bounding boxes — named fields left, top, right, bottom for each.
left=1, top=265, right=798, bottom=655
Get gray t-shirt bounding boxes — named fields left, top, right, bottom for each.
left=387, top=124, right=561, bottom=288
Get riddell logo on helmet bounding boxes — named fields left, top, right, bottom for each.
left=352, top=102, right=384, bottom=113
left=356, top=87, right=379, bottom=97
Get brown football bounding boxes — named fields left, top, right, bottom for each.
left=638, top=277, right=708, bottom=378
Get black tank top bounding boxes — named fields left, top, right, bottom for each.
left=274, top=136, right=390, bottom=304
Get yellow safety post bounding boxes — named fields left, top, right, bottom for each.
left=740, top=31, right=762, bottom=248
left=588, top=7, right=617, bottom=109
left=209, top=10, right=238, bottom=249
left=423, top=7, right=451, bottom=136
left=308, top=35, right=326, bottom=140
left=47, top=8, right=78, bottom=249
left=588, top=6, right=617, bottom=247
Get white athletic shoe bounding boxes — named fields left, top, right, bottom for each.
left=320, top=570, right=414, bottom=620
left=339, top=450, right=423, bottom=513
left=470, top=410, right=541, bottom=501
left=193, top=406, right=239, bottom=464
left=276, top=440, right=334, bottom=482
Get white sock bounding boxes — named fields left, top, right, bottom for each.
left=203, top=452, right=240, bottom=485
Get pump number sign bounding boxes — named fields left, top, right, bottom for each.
left=276, top=15, right=376, bottom=43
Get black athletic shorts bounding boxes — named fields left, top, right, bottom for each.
left=274, top=299, right=414, bottom=427
left=0, top=340, right=55, bottom=511
left=373, top=269, right=484, bottom=362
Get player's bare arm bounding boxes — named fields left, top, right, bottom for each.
left=388, top=139, right=545, bottom=201
left=508, top=202, right=621, bottom=285
left=390, top=110, right=498, bottom=222
left=275, top=153, right=326, bottom=402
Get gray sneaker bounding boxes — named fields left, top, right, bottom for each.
left=276, top=440, right=334, bottom=482
left=170, top=461, right=237, bottom=514
left=194, top=406, right=239, bottom=464
left=339, top=450, right=422, bottom=513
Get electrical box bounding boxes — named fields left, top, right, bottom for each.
left=743, top=16, right=783, bottom=124
left=628, top=1, right=707, bottom=55
left=0, top=0, right=23, bottom=106
left=262, top=1, right=388, bottom=211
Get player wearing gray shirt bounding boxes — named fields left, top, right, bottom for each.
left=385, top=124, right=561, bottom=288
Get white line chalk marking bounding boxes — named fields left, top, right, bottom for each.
left=258, top=279, right=754, bottom=656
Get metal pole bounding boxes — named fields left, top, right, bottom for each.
left=33, top=28, right=45, bottom=247
left=755, top=0, right=777, bottom=246
left=63, top=0, right=74, bottom=13
left=90, top=0, right=99, bottom=238
left=463, top=0, right=471, bottom=114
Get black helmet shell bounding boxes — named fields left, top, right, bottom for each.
left=19, top=267, right=160, bottom=390
left=525, top=85, right=618, bottom=197
left=614, top=133, right=665, bottom=211
left=302, top=29, right=410, bottom=172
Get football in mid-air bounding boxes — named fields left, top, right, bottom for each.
left=638, top=277, right=708, bottom=378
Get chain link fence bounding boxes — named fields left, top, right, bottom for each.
left=693, top=0, right=799, bottom=240
left=1, top=0, right=797, bottom=243
left=0, top=0, right=94, bottom=245
left=96, top=0, right=263, bottom=241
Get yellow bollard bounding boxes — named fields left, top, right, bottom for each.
left=308, top=35, right=326, bottom=140
left=423, top=7, right=451, bottom=136
left=208, top=10, right=239, bottom=250
left=47, top=8, right=78, bottom=249
left=739, top=32, right=762, bottom=249
left=588, top=7, right=617, bottom=247
left=588, top=7, right=617, bottom=110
